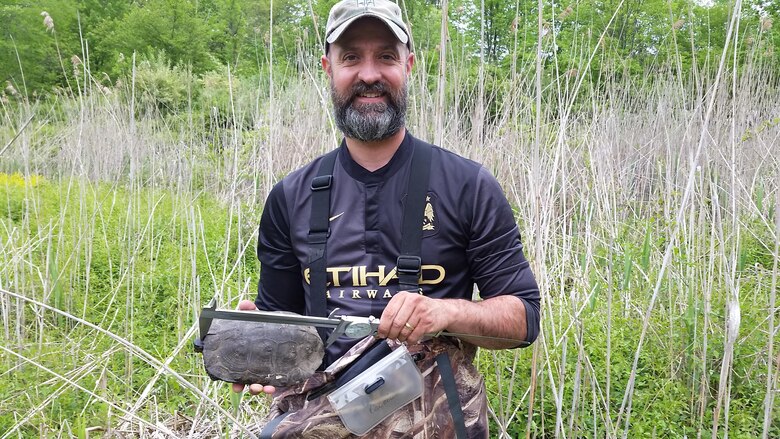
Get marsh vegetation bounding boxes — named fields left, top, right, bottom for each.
left=1, top=0, right=779, bottom=437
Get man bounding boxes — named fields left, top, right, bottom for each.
left=234, top=0, right=540, bottom=436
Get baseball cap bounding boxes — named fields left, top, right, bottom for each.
left=325, top=0, right=410, bottom=48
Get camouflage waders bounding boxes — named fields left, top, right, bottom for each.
left=258, top=336, right=488, bottom=438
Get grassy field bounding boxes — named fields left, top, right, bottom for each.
left=1, top=25, right=780, bottom=439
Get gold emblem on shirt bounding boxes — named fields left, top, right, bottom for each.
left=423, top=196, right=435, bottom=231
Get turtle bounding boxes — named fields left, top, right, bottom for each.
left=200, top=317, right=324, bottom=387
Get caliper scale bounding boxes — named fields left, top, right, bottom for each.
left=194, top=298, right=380, bottom=351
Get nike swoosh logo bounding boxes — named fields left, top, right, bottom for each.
left=329, top=212, right=345, bottom=222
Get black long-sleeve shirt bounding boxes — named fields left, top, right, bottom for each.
left=256, top=132, right=540, bottom=366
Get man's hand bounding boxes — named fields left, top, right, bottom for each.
left=376, top=291, right=451, bottom=345
left=229, top=300, right=276, bottom=396
left=377, top=292, right=528, bottom=349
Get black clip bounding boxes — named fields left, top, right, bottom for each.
left=308, top=229, right=330, bottom=244
left=396, top=255, right=421, bottom=276
left=311, top=175, right=332, bottom=191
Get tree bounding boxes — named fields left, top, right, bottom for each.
left=105, top=0, right=214, bottom=74
left=0, top=1, right=81, bottom=96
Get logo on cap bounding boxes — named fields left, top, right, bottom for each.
left=325, top=0, right=411, bottom=47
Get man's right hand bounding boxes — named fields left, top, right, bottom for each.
left=229, top=299, right=276, bottom=396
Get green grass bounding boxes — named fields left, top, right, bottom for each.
left=2, top=171, right=777, bottom=437
left=0, top=175, right=259, bottom=435
left=478, top=218, right=779, bottom=437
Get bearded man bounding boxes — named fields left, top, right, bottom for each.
left=234, top=0, right=540, bottom=437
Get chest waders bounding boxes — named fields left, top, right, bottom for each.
left=303, top=141, right=468, bottom=439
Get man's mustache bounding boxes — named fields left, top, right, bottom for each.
left=348, top=82, right=389, bottom=101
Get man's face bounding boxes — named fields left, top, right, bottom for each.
left=322, top=18, right=414, bottom=142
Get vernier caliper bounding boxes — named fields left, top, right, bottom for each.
left=193, top=298, right=529, bottom=351
left=193, top=298, right=379, bottom=351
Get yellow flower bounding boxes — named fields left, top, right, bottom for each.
left=0, top=172, right=45, bottom=187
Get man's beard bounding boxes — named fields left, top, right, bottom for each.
left=331, top=81, right=407, bottom=142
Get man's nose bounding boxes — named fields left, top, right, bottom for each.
left=357, top=59, right=382, bottom=84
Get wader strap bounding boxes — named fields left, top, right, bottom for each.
left=308, top=149, right=339, bottom=341
left=436, top=352, right=467, bottom=439
left=259, top=411, right=293, bottom=439
left=396, top=141, right=433, bottom=293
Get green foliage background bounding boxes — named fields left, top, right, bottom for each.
left=2, top=0, right=778, bottom=98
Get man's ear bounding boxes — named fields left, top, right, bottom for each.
left=405, top=52, right=415, bottom=75
left=321, top=55, right=332, bottom=78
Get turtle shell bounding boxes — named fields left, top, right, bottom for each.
left=201, top=317, right=324, bottom=387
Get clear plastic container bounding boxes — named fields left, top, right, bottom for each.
left=328, top=345, right=423, bottom=436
